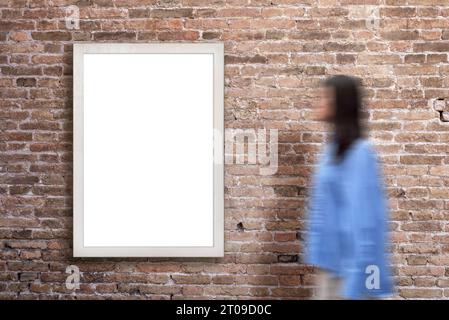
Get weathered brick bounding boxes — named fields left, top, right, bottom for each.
left=16, top=78, right=37, bottom=87
left=150, top=8, right=193, bottom=19
left=400, top=288, right=443, bottom=298
left=157, top=31, right=199, bottom=41
left=31, top=32, right=72, bottom=41
left=93, top=32, right=136, bottom=41
left=381, top=30, right=419, bottom=40
left=19, top=272, right=38, bottom=282
left=414, top=42, right=449, bottom=52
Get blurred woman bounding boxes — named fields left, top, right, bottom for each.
left=305, top=75, right=394, bottom=299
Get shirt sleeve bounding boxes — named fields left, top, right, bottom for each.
left=304, top=146, right=330, bottom=266
left=304, top=172, right=325, bottom=265
left=341, top=143, right=389, bottom=299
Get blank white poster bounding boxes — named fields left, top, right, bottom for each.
left=74, top=44, right=224, bottom=257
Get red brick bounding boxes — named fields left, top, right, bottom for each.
left=31, top=32, right=72, bottom=41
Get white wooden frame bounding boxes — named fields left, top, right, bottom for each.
left=73, top=43, right=224, bottom=257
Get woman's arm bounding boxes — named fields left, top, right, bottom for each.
left=342, top=142, right=392, bottom=299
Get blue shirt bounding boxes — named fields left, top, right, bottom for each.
left=305, top=138, right=394, bottom=299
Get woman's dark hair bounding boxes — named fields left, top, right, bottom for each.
left=323, top=75, right=364, bottom=161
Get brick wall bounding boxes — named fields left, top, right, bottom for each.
left=1, top=0, right=449, bottom=299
